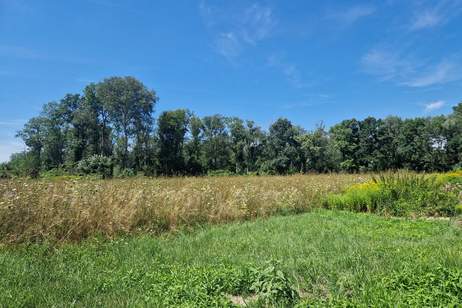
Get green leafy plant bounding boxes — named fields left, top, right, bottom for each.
left=249, top=260, right=299, bottom=305
left=77, top=155, right=113, bottom=178
left=382, top=266, right=462, bottom=306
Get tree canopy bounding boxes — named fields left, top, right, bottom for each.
left=5, top=76, right=462, bottom=178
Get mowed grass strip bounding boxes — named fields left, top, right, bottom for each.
left=1, top=210, right=461, bottom=306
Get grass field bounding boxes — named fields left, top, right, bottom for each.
left=0, top=174, right=364, bottom=243
left=1, top=173, right=462, bottom=306
left=1, top=210, right=462, bottom=306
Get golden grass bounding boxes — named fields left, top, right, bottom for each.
left=0, top=174, right=366, bottom=243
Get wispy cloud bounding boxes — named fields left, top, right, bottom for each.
left=240, top=4, right=275, bottom=44
left=361, top=49, right=415, bottom=82
left=200, top=1, right=276, bottom=59
left=214, top=32, right=242, bottom=59
left=409, top=0, right=462, bottom=31
left=410, top=10, right=442, bottom=30
left=327, top=5, right=376, bottom=25
left=403, top=61, right=458, bottom=87
left=361, top=49, right=462, bottom=87
left=267, top=54, right=311, bottom=89
left=424, top=100, right=445, bottom=112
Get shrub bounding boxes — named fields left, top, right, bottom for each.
left=113, top=167, right=136, bottom=178
left=77, top=155, right=113, bottom=178
left=324, top=172, right=462, bottom=217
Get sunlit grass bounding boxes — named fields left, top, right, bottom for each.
left=0, top=174, right=364, bottom=243
left=1, top=210, right=461, bottom=306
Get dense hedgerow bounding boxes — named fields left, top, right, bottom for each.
left=324, top=172, right=462, bottom=216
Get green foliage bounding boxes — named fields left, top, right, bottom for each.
left=325, top=173, right=462, bottom=216
left=113, top=167, right=136, bottom=178
left=249, top=260, right=299, bottom=305
left=157, top=109, right=189, bottom=175
left=77, top=155, right=113, bottom=178
left=10, top=79, right=462, bottom=177
left=456, top=204, right=462, bottom=215
left=1, top=210, right=462, bottom=306
left=0, top=163, right=11, bottom=179
left=262, top=118, right=303, bottom=174
left=300, top=266, right=462, bottom=307
left=297, top=125, right=341, bottom=172
left=201, top=115, right=232, bottom=172
left=383, top=266, right=462, bottom=306
left=7, top=151, right=41, bottom=178
left=96, top=76, right=157, bottom=169
left=40, top=168, right=71, bottom=178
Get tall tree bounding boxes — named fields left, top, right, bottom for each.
left=202, top=115, right=231, bottom=172
left=297, top=124, right=340, bottom=172
left=16, top=117, right=46, bottom=177
left=184, top=114, right=204, bottom=175
left=157, top=109, right=189, bottom=175
left=330, top=119, right=361, bottom=172
left=262, top=118, right=303, bottom=174
left=96, top=77, right=157, bottom=169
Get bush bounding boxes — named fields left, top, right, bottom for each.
left=76, top=155, right=113, bottom=178
left=113, top=167, right=136, bottom=178
left=324, top=172, right=462, bottom=217
left=8, top=151, right=41, bottom=178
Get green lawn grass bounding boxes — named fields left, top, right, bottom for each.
left=1, top=210, right=461, bottom=307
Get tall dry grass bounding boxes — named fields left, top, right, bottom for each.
left=0, top=174, right=365, bottom=243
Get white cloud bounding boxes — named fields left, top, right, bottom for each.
left=241, top=4, right=275, bottom=44
left=361, top=49, right=461, bottom=88
left=200, top=1, right=276, bottom=59
left=424, top=100, right=445, bottom=112
left=328, top=5, right=376, bottom=25
left=403, top=61, right=457, bottom=87
left=360, top=49, right=416, bottom=82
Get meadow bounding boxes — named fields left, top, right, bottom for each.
left=0, top=174, right=363, bottom=243
left=1, top=210, right=461, bottom=306
left=1, top=172, right=462, bottom=306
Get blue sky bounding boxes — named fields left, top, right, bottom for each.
left=1, top=0, right=462, bottom=162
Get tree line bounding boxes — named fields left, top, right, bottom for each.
left=2, top=76, right=462, bottom=178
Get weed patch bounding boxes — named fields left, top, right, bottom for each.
left=324, top=172, right=462, bottom=217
